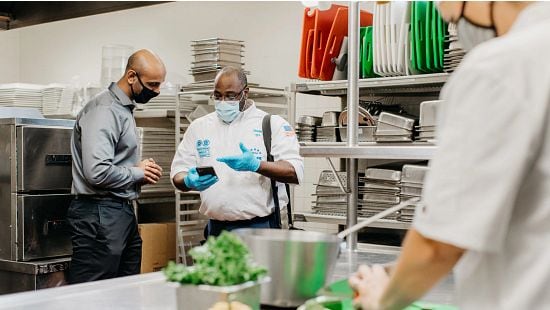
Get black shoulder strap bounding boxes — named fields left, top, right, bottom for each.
left=262, top=114, right=293, bottom=228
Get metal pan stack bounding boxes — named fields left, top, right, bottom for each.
left=398, top=164, right=429, bottom=222
left=296, top=115, right=321, bottom=142
left=415, top=100, right=441, bottom=142
left=443, top=23, right=466, bottom=74
left=358, top=168, right=401, bottom=219
left=137, top=127, right=176, bottom=197
left=311, top=170, right=348, bottom=216
left=190, top=38, right=248, bottom=83
left=374, top=112, right=415, bottom=142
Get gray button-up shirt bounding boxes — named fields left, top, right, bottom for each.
left=71, top=83, right=144, bottom=200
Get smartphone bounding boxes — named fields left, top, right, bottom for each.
left=196, top=166, right=217, bottom=177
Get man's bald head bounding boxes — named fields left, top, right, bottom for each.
left=118, top=49, right=166, bottom=98
left=125, top=49, right=166, bottom=75
left=214, top=66, right=247, bottom=89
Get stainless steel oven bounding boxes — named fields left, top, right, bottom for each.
left=0, top=118, right=75, bottom=262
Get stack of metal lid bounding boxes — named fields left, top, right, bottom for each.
left=415, top=100, right=441, bottom=142
left=295, top=115, right=321, bottom=142
left=358, top=168, right=401, bottom=219
left=137, top=127, right=176, bottom=196
left=190, top=38, right=247, bottom=83
left=398, top=164, right=429, bottom=222
left=316, top=126, right=338, bottom=142
left=443, top=23, right=466, bottom=73
left=311, top=170, right=348, bottom=216
left=374, top=112, right=415, bottom=142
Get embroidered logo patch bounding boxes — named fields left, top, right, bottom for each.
left=283, top=124, right=296, bottom=137
left=253, top=128, right=262, bottom=137
left=196, top=139, right=211, bottom=158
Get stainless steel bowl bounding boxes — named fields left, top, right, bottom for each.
left=234, top=229, right=341, bottom=307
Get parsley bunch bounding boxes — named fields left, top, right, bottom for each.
left=164, top=231, right=267, bottom=286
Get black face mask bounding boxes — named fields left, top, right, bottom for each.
left=131, top=73, right=159, bottom=104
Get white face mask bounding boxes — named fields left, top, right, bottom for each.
left=456, top=2, right=497, bottom=52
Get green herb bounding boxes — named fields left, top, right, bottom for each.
left=163, top=231, right=267, bottom=286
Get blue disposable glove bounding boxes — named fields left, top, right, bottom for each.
left=216, top=142, right=261, bottom=172
left=184, top=167, right=219, bottom=191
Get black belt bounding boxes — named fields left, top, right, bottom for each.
left=74, top=194, right=133, bottom=205
left=210, top=212, right=276, bottom=226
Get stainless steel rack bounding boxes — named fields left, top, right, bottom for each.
left=289, top=5, right=448, bottom=249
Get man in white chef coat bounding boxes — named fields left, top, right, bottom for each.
left=170, top=67, right=303, bottom=237
left=349, top=2, right=550, bottom=309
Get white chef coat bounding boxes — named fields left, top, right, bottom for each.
left=414, top=3, right=550, bottom=309
left=171, top=101, right=304, bottom=221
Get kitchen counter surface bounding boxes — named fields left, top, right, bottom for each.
left=0, top=246, right=454, bottom=309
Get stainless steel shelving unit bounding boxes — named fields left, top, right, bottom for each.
left=175, top=84, right=290, bottom=263
left=299, top=142, right=437, bottom=159
left=289, top=12, right=449, bottom=246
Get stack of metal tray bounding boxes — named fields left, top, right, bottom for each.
left=137, top=127, right=176, bottom=196
left=398, top=165, right=429, bottom=222
left=374, top=112, right=415, bottom=142
left=415, top=100, right=441, bottom=142
left=358, top=168, right=401, bottom=219
left=316, top=126, right=338, bottom=142
left=295, top=115, right=321, bottom=142
left=443, top=23, right=466, bottom=74
left=190, top=38, right=246, bottom=82
left=312, top=170, right=348, bottom=216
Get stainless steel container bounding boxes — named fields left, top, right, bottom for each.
left=339, top=126, right=376, bottom=142
left=173, top=278, right=267, bottom=310
left=234, top=229, right=341, bottom=307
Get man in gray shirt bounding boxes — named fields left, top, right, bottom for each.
left=68, top=49, right=165, bottom=283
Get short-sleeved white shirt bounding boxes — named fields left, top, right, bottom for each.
left=170, top=101, right=304, bottom=221
left=414, top=3, right=550, bottom=309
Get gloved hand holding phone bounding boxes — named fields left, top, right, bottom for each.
left=184, top=167, right=218, bottom=191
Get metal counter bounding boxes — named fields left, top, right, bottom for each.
left=0, top=247, right=455, bottom=309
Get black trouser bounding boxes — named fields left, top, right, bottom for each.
left=67, top=195, right=142, bottom=284
left=205, top=212, right=280, bottom=238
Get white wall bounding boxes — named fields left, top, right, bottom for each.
left=0, top=1, right=341, bottom=233
left=7, top=1, right=304, bottom=88
left=0, top=30, right=20, bottom=83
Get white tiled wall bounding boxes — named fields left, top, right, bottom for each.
left=292, top=93, right=342, bottom=234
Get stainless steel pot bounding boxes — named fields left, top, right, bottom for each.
left=234, top=229, right=341, bottom=307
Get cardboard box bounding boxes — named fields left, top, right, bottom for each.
left=139, top=223, right=167, bottom=273
left=138, top=222, right=177, bottom=273
left=166, top=223, right=177, bottom=262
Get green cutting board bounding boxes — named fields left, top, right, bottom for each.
left=360, top=26, right=377, bottom=78
left=413, top=1, right=429, bottom=73
left=316, top=279, right=458, bottom=310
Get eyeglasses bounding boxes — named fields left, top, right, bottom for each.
left=210, top=86, right=247, bottom=101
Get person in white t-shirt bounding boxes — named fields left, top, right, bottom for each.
left=170, top=67, right=304, bottom=237
left=349, top=2, right=550, bottom=309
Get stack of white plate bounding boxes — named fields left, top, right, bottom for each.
left=443, top=23, right=466, bottom=73
left=358, top=168, right=401, bottom=220
left=42, top=84, right=65, bottom=115
left=415, top=100, right=441, bottom=142
left=135, top=84, right=181, bottom=111
left=190, top=38, right=247, bottom=83
left=311, top=170, right=348, bottom=216
left=0, top=83, right=44, bottom=113
left=374, top=112, right=415, bottom=142
left=398, top=164, right=429, bottom=222
left=57, top=88, right=76, bottom=116
left=137, top=127, right=176, bottom=196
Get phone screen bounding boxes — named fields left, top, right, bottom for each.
left=196, top=166, right=217, bottom=177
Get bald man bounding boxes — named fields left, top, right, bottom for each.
left=68, top=49, right=166, bottom=283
